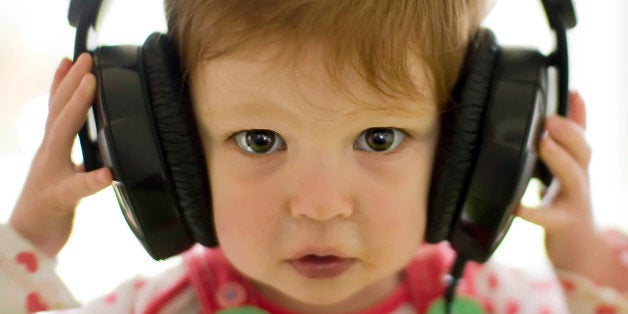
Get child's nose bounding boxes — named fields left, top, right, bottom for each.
left=287, top=157, right=355, bottom=221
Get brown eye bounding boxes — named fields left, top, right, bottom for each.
left=354, top=128, right=405, bottom=152
left=234, top=130, right=285, bottom=154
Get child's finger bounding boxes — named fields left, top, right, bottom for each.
left=47, top=73, right=96, bottom=157
left=47, top=53, right=93, bottom=130
left=517, top=201, right=580, bottom=234
left=567, top=92, right=586, bottom=129
left=545, top=115, right=591, bottom=169
left=50, top=58, right=73, bottom=97
left=74, top=164, right=86, bottom=173
left=53, top=167, right=112, bottom=206
left=539, top=134, right=588, bottom=197
left=516, top=203, right=560, bottom=228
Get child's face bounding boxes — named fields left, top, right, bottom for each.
left=191, top=45, right=439, bottom=310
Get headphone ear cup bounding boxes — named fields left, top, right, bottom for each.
left=425, top=28, right=499, bottom=244
left=141, top=33, right=217, bottom=248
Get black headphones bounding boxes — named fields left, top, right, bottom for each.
left=69, top=0, right=577, bottom=261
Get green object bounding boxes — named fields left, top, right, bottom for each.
left=217, top=306, right=269, bottom=314
left=426, top=297, right=486, bottom=314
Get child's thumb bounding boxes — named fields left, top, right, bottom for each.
left=61, top=167, right=113, bottom=203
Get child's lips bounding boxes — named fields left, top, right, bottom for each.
left=288, top=254, right=356, bottom=279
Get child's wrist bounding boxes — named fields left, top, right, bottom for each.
left=546, top=220, right=597, bottom=269
left=598, top=230, right=628, bottom=291
left=9, top=203, right=73, bottom=258
left=552, top=229, right=628, bottom=292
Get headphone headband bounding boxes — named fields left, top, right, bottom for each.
left=541, top=0, right=577, bottom=30
left=69, top=0, right=105, bottom=171
left=69, top=0, right=103, bottom=59
left=541, top=0, right=577, bottom=116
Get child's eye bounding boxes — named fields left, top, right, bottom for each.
left=354, top=128, right=406, bottom=153
left=234, top=129, right=286, bottom=154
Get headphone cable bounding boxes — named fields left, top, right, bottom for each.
left=444, top=254, right=468, bottom=314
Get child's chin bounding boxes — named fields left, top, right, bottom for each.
left=293, top=288, right=355, bottom=305
left=275, top=280, right=369, bottom=310
left=251, top=268, right=385, bottom=310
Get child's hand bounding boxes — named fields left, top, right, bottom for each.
left=517, top=92, right=627, bottom=291
left=9, top=53, right=112, bottom=257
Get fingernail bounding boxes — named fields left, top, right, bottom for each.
left=571, top=90, right=583, bottom=102
left=543, top=134, right=556, bottom=149
left=57, top=58, right=69, bottom=69
left=79, top=74, right=90, bottom=89
left=545, top=115, right=558, bottom=132
left=97, top=169, right=110, bottom=183
left=82, top=72, right=96, bottom=86
left=76, top=52, right=90, bottom=66
left=55, top=59, right=72, bottom=78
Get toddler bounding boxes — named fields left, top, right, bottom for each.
left=2, top=0, right=628, bottom=313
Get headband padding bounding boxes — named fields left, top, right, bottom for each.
left=425, top=29, right=499, bottom=243
left=141, top=33, right=218, bottom=247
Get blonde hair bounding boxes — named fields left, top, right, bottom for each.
left=164, top=0, right=486, bottom=107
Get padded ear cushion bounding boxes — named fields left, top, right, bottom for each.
left=425, top=28, right=499, bottom=243
left=141, top=33, right=218, bottom=248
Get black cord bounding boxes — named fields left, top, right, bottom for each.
left=444, top=255, right=468, bottom=314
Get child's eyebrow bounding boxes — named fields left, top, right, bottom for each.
left=201, top=93, right=436, bottom=121
left=198, top=97, right=439, bottom=138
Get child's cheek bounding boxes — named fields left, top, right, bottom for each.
left=208, top=155, right=301, bottom=256
left=355, top=145, right=433, bottom=258
left=211, top=164, right=284, bottom=250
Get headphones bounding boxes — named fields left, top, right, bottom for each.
left=69, top=0, right=577, bottom=261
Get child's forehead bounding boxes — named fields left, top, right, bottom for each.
left=191, top=43, right=436, bottom=119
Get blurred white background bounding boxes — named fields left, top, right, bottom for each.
left=0, top=0, right=626, bottom=304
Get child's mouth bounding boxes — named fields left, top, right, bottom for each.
left=288, top=254, right=355, bottom=279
